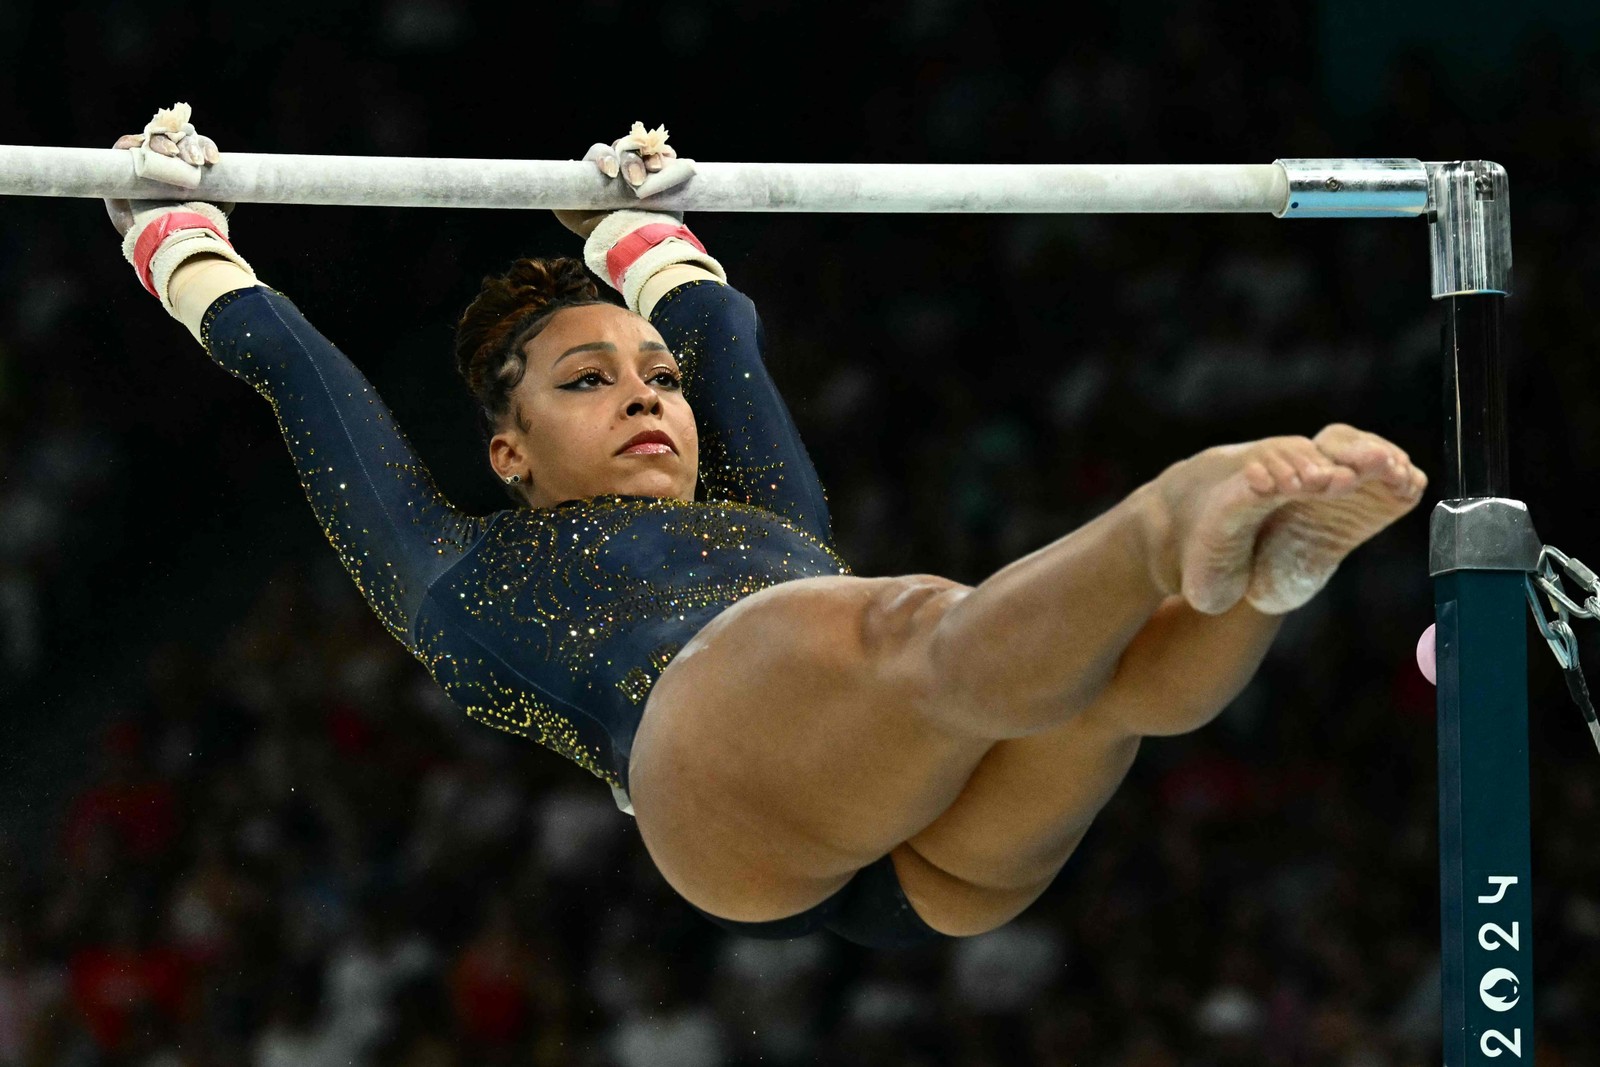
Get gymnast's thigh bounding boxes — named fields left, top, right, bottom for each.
left=627, top=574, right=992, bottom=925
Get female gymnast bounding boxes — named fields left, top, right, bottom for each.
left=106, top=105, right=1427, bottom=949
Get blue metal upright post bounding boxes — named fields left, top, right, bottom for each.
left=1426, top=162, right=1539, bottom=1065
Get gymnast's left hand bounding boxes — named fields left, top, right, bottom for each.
left=104, top=102, right=225, bottom=238
left=554, top=121, right=697, bottom=238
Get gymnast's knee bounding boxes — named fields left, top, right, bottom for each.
left=862, top=574, right=1053, bottom=739
left=858, top=576, right=974, bottom=718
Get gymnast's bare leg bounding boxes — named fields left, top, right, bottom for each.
left=893, top=425, right=1428, bottom=933
left=629, top=424, right=1426, bottom=929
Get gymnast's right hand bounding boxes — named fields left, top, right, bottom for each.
left=103, top=103, right=254, bottom=316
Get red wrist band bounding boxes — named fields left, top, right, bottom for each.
left=604, top=223, right=706, bottom=290
left=132, top=211, right=233, bottom=297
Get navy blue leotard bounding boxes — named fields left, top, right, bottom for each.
left=199, top=279, right=851, bottom=813
left=201, top=274, right=947, bottom=950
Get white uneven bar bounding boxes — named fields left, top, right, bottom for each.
left=0, top=146, right=1291, bottom=214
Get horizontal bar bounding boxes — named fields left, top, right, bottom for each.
left=0, top=145, right=1312, bottom=213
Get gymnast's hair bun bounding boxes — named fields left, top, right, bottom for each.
left=454, top=256, right=605, bottom=403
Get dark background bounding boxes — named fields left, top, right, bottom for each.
left=2, top=1, right=1599, bottom=1063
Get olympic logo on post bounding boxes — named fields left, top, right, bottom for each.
left=1475, top=875, right=1523, bottom=1059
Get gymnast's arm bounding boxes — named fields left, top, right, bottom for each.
left=560, top=129, right=835, bottom=539
left=168, top=256, right=489, bottom=647
left=633, top=264, right=837, bottom=543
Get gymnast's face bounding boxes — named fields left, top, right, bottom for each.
left=489, top=303, right=699, bottom=508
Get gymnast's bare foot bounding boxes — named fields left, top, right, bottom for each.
left=1144, top=425, right=1426, bottom=615
left=1245, top=425, right=1427, bottom=613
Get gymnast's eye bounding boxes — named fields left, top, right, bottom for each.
left=651, top=370, right=682, bottom=389
left=560, top=370, right=610, bottom=390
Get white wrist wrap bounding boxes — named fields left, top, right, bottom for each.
left=121, top=201, right=255, bottom=317
left=582, top=209, right=726, bottom=315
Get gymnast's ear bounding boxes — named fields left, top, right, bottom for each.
left=487, top=430, right=528, bottom=484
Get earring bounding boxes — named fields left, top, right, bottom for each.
left=504, top=474, right=521, bottom=485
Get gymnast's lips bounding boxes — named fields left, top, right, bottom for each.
left=617, top=429, right=677, bottom=456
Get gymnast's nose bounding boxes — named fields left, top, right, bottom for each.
left=624, top=383, right=663, bottom=417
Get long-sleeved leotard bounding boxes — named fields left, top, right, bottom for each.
left=199, top=278, right=849, bottom=813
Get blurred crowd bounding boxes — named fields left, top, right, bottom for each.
left=4, top=1, right=1600, bottom=1064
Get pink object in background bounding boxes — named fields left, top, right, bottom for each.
left=1417, top=623, right=1437, bottom=685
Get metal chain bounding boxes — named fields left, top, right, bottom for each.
left=1525, top=545, right=1600, bottom=755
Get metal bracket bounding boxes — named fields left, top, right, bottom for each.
left=1429, top=498, right=1542, bottom=576
left=1427, top=161, right=1512, bottom=298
